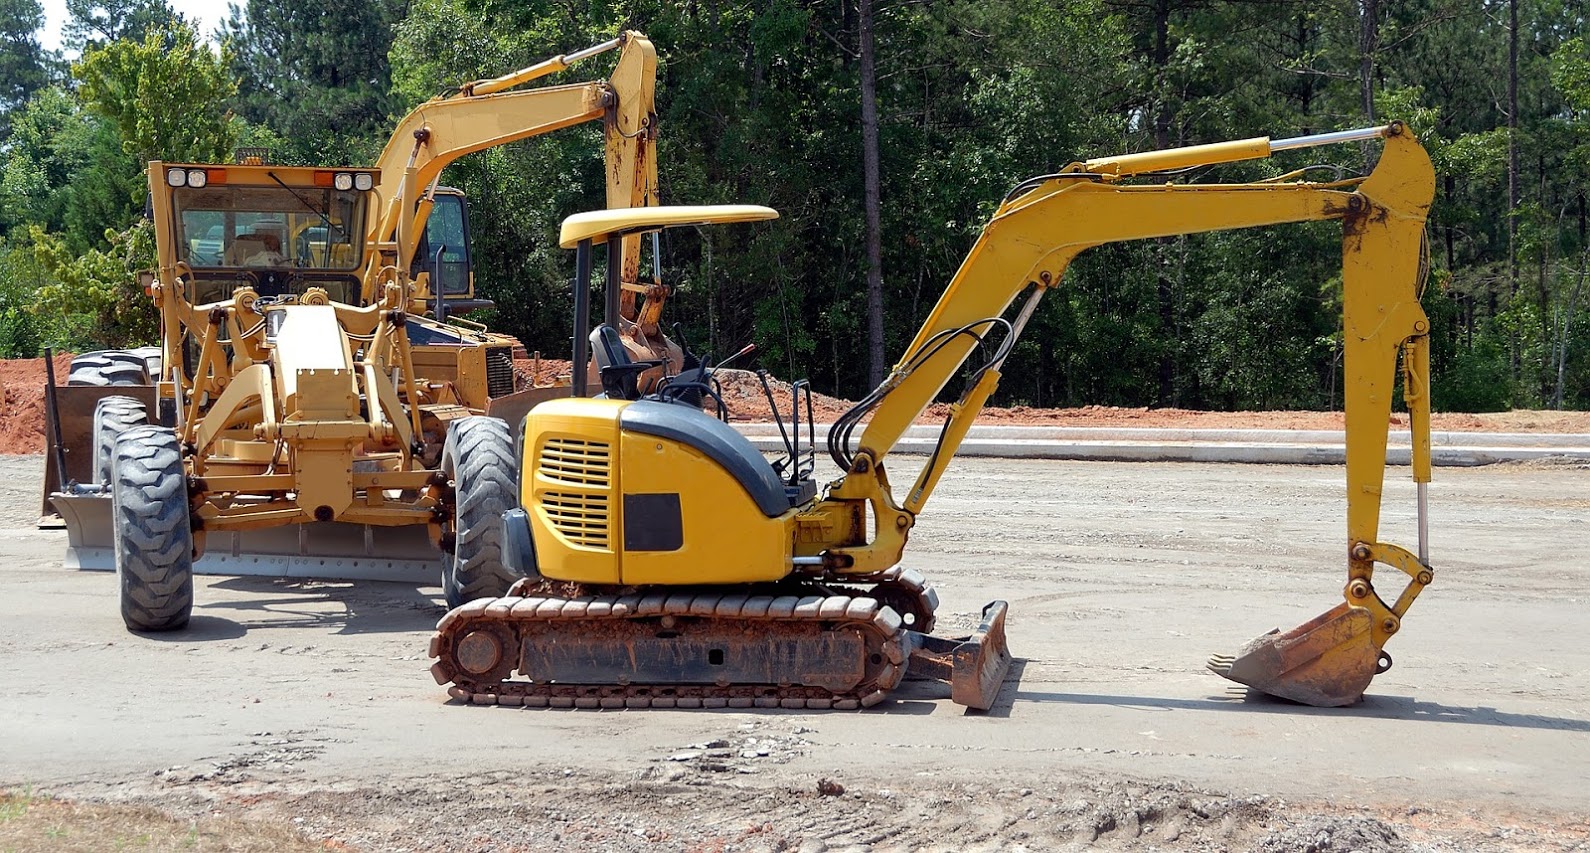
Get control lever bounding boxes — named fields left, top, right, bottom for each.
left=709, top=343, right=756, bottom=379
left=432, top=244, right=448, bottom=324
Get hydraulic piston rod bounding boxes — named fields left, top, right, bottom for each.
left=1083, top=124, right=1396, bottom=178
left=465, top=36, right=624, bottom=96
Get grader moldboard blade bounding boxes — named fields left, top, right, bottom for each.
left=51, top=493, right=440, bottom=584
left=1206, top=601, right=1383, bottom=707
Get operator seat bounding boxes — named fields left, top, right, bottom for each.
left=589, top=324, right=653, bottom=400
left=593, top=324, right=794, bottom=517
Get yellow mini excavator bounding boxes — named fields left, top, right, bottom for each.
left=428, top=122, right=1436, bottom=710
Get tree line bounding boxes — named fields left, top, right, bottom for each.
left=0, top=0, right=1581, bottom=412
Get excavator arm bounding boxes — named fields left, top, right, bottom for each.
left=362, top=32, right=659, bottom=314
left=815, top=123, right=1436, bottom=706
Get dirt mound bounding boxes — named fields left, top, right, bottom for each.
left=0, top=354, right=76, bottom=455
left=714, top=369, right=855, bottom=423
left=1255, top=815, right=1411, bottom=852
left=513, top=357, right=572, bottom=388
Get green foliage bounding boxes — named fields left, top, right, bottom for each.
left=75, top=21, right=236, bottom=164
left=63, top=0, right=183, bottom=53
left=0, top=0, right=1587, bottom=412
left=223, top=0, right=408, bottom=164
left=0, top=87, right=86, bottom=234
left=1434, top=333, right=1515, bottom=412
left=0, top=0, right=49, bottom=137
left=0, top=239, right=44, bottom=356
left=27, top=221, right=157, bottom=349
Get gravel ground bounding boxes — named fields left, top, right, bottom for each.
left=2, top=453, right=1588, bottom=851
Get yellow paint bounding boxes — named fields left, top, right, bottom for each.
left=558, top=205, right=780, bottom=248
left=523, top=398, right=626, bottom=584
left=616, top=426, right=791, bottom=585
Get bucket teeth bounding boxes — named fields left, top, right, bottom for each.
left=1208, top=603, right=1378, bottom=707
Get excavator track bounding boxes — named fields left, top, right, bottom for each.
left=429, top=589, right=912, bottom=709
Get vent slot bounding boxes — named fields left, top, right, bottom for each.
left=485, top=346, right=516, bottom=399
left=542, top=492, right=610, bottom=547
left=539, top=438, right=612, bottom=487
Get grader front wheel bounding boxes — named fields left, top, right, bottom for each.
left=111, top=426, right=193, bottom=632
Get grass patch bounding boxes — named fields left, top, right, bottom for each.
left=0, top=789, right=335, bottom=852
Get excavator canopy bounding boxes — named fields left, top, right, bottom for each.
left=558, top=205, right=779, bottom=248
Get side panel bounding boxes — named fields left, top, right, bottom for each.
left=523, top=398, right=625, bottom=584
left=617, top=429, right=791, bottom=586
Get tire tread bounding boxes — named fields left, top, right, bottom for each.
left=441, top=417, right=522, bottom=607
left=112, top=425, right=193, bottom=632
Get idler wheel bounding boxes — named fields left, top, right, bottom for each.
left=450, top=622, right=517, bottom=683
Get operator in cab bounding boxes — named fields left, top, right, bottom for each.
left=241, top=231, right=287, bottom=267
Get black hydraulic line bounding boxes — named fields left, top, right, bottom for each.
left=572, top=239, right=592, bottom=396
left=43, top=348, right=71, bottom=492
left=827, top=316, right=1015, bottom=472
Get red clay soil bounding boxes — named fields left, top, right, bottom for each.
left=3, top=356, right=1587, bottom=456
left=710, top=369, right=1590, bottom=433
left=0, top=354, right=76, bottom=455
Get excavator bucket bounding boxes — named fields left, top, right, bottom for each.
left=907, top=600, right=1014, bottom=711
left=1206, top=602, right=1381, bottom=707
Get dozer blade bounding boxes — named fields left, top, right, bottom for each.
left=51, top=493, right=440, bottom=584
left=1207, top=602, right=1380, bottom=707
left=907, top=600, right=1014, bottom=711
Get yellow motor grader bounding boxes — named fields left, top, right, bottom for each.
left=44, top=32, right=678, bottom=630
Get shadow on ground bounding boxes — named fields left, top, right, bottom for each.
left=1012, top=686, right=1590, bottom=731
left=134, top=577, right=444, bottom=641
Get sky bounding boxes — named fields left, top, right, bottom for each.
left=38, top=0, right=229, bottom=54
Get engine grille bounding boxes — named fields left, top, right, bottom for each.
left=538, top=438, right=612, bottom=547
left=541, top=492, right=610, bottom=547
left=485, top=346, right=516, bottom=398
left=539, top=438, right=612, bottom=487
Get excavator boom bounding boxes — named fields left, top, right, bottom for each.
left=821, top=123, right=1434, bottom=706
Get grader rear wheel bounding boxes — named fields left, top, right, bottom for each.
left=68, top=350, right=151, bottom=387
